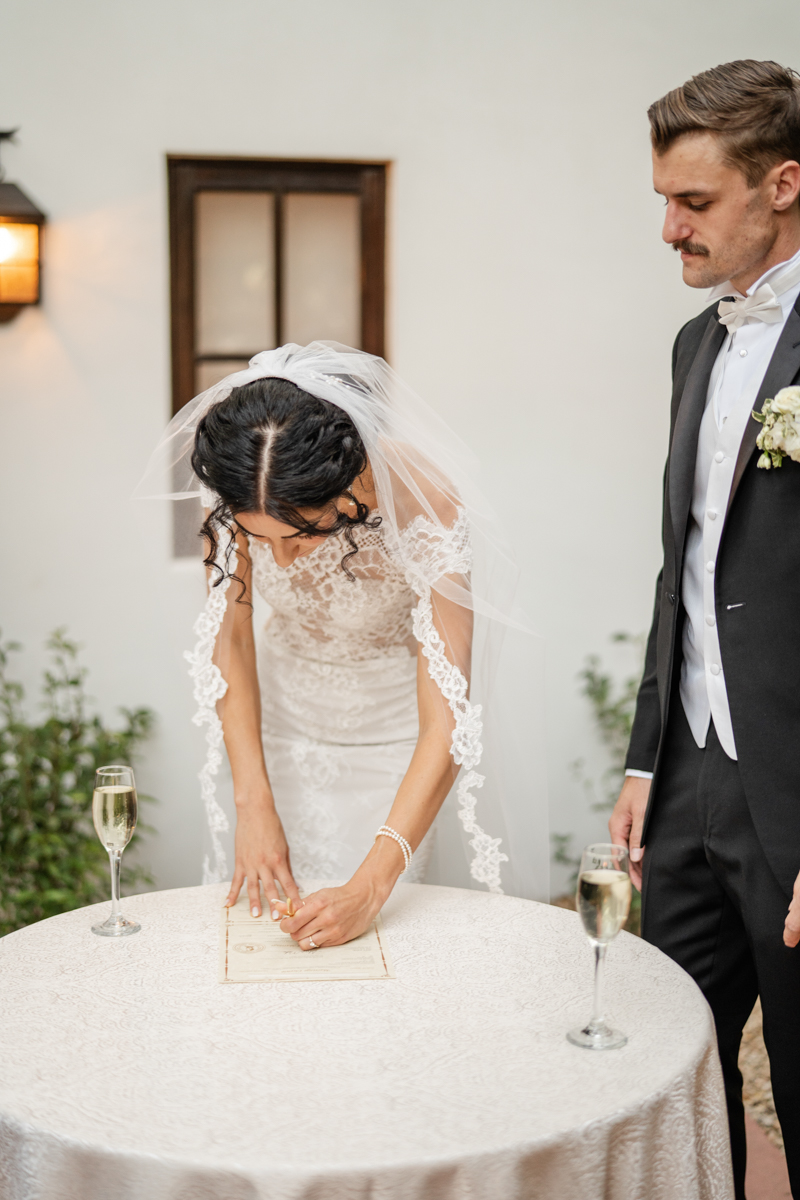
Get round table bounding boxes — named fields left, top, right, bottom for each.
left=0, top=883, right=733, bottom=1200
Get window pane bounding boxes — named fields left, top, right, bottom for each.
left=195, top=358, right=251, bottom=394
left=196, top=192, right=275, bottom=355
left=283, top=193, right=360, bottom=348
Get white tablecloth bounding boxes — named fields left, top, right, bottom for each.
left=0, top=883, right=733, bottom=1200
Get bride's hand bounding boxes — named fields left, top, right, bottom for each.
left=225, top=798, right=302, bottom=918
left=279, top=876, right=387, bottom=950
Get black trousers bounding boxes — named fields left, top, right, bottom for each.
left=642, top=701, right=800, bottom=1199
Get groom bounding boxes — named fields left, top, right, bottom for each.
left=610, top=60, right=800, bottom=1198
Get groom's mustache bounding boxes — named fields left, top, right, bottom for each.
left=672, top=238, right=710, bottom=257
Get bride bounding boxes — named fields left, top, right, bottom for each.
left=139, top=343, right=547, bottom=948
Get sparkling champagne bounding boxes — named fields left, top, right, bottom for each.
left=92, top=785, right=137, bottom=852
left=577, top=869, right=631, bottom=943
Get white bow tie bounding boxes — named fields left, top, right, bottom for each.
left=717, top=283, right=783, bottom=332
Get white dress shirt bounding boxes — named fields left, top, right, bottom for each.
left=627, top=246, right=800, bottom=779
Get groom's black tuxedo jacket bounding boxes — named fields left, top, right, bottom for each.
left=626, top=291, right=800, bottom=896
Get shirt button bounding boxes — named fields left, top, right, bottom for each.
left=707, top=509, right=718, bottom=521
left=714, top=451, right=724, bottom=463
left=706, top=561, right=715, bottom=573
left=706, top=614, right=715, bottom=626
left=739, top=348, right=748, bottom=357
left=710, top=664, right=721, bottom=676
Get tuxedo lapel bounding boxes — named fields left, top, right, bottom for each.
left=726, top=294, right=800, bottom=517
left=668, top=313, right=727, bottom=564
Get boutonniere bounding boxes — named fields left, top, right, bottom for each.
left=752, top=386, right=800, bottom=469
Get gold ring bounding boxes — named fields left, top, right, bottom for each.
left=308, top=938, right=319, bottom=949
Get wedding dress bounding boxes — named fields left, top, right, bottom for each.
left=139, top=342, right=550, bottom=900
left=250, top=517, right=432, bottom=883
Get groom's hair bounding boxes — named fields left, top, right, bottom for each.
left=649, top=60, right=800, bottom=189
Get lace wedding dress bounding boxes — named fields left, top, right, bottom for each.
left=250, top=518, right=431, bottom=883
left=187, top=506, right=486, bottom=887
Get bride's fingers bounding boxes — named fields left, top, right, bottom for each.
left=277, top=870, right=303, bottom=908
left=246, top=874, right=263, bottom=918
left=300, top=930, right=324, bottom=951
left=260, top=872, right=282, bottom=919
left=226, top=867, right=246, bottom=908
left=271, top=892, right=305, bottom=922
left=281, top=896, right=323, bottom=940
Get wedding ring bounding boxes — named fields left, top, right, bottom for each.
left=308, top=938, right=319, bottom=949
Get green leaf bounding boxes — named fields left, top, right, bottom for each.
left=0, top=630, right=157, bottom=936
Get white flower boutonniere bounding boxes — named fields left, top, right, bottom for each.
left=752, top=386, right=800, bottom=469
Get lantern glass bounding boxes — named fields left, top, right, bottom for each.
left=0, top=222, right=40, bottom=304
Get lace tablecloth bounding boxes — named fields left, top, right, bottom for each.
left=0, top=883, right=733, bottom=1200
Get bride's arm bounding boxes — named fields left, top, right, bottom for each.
left=218, top=529, right=302, bottom=916
left=279, top=590, right=465, bottom=949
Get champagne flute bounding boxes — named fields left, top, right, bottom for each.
left=91, top=765, right=141, bottom=937
left=567, top=842, right=631, bottom=1050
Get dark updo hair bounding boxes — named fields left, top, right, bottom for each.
left=191, top=376, right=379, bottom=589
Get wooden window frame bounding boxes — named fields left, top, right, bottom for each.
left=167, top=155, right=387, bottom=416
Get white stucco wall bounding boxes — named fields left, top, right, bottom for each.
left=2, top=0, right=798, bottom=893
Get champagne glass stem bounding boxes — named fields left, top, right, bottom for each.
left=591, top=941, right=607, bottom=1029
left=108, top=850, right=122, bottom=919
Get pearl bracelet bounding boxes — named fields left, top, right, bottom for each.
left=375, top=825, right=413, bottom=873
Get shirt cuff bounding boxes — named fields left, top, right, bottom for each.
left=625, top=769, right=654, bottom=780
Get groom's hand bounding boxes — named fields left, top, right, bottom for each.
left=609, top=776, right=651, bottom=891
left=784, top=869, right=800, bottom=947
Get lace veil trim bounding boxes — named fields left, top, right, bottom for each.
left=404, top=509, right=508, bottom=893
left=184, top=549, right=231, bottom=885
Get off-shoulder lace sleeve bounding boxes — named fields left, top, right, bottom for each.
left=184, top=559, right=231, bottom=885
left=402, top=509, right=509, bottom=893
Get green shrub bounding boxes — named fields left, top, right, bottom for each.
left=0, top=629, right=155, bottom=935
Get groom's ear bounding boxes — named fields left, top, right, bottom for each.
left=767, top=159, right=800, bottom=213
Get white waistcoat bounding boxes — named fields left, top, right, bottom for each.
left=679, top=387, right=755, bottom=758
left=679, top=255, right=800, bottom=760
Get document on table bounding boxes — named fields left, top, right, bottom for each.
left=219, top=891, right=395, bottom=982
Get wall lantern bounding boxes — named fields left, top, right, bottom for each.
left=0, top=129, right=46, bottom=324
